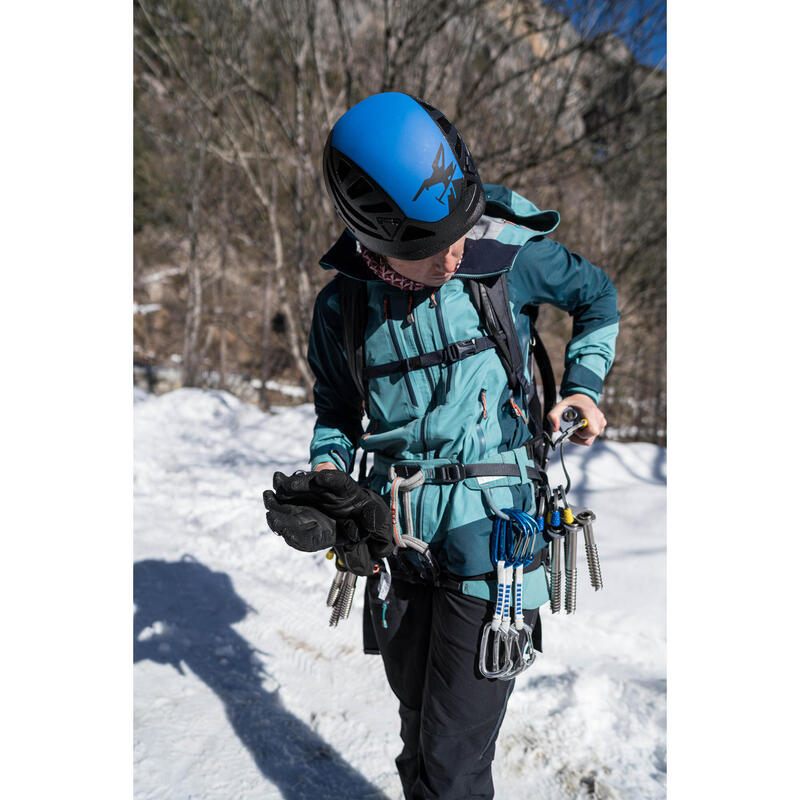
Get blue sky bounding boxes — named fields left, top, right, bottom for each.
left=545, top=1, right=666, bottom=69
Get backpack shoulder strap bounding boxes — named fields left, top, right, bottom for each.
left=335, top=274, right=370, bottom=482
left=466, top=275, right=558, bottom=458
left=335, top=273, right=368, bottom=413
left=466, top=273, right=528, bottom=398
left=524, top=309, right=557, bottom=436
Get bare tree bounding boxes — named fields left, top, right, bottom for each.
left=134, top=0, right=666, bottom=442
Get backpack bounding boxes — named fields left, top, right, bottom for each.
left=337, top=272, right=557, bottom=482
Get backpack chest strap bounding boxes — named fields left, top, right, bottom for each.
left=364, top=335, right=499, bottom=379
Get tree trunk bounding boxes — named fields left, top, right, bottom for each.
left=182, top=188, right=203, bottom=388
left=259, top=262, right=274, bottom=410
left=293, top=38, right=313, bottom=328
left=268, top=173, right=315, bottom=395
left=217, top=188, right=230, bottom=391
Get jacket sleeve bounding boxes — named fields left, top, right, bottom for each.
left=306, top=279, right=364, bottom=472
left=511, top=237, right=619, bottom=403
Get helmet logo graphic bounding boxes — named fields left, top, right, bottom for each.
left=413, top=142, right=457, bottom=206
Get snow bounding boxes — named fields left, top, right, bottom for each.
left=134, top=303, right=162, bottom=315
left=134, top=388, right=665, bottom=799
left=249, top=378, right=308, bottom=399
left=141, top=266, right=185, bottom=284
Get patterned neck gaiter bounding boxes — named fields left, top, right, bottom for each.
left=359, top=246, right=427, bottom=291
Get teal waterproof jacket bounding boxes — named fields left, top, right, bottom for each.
left=307, top=185, right=619, bottom=607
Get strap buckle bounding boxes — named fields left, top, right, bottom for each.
left=393, top=464, right=422, bottom=480
left=437, top=463, right=467, bottom=484
left=443, top=338, right=477, bottom=364
left=402, top=354, right=423, bottom=372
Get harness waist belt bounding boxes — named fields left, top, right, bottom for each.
left=392, top=461, right=546, bottom=485
left=365, top=335, right=500, bottom=379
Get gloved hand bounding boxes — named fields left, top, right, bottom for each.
left=263, top=491, right=345, bottom=552
left=264, top=489, right=379, bottom=576
left=272, top=470, right=395, bottom=560
left=332, top=539, right=377, bottom=577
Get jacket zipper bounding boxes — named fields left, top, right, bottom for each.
left=433, top=289, right=453, bottom=395
left=476, top=388, right=488, bottom=459
left=385, top=295, right=418, bottom=407
left=409, top=294, right=436, bottom=398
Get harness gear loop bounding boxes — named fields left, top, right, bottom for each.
left=388, top=466, right=427, bottom=552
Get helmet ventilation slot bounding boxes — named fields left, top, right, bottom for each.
left=400, top=225, right=436, bottom=242
left=347, top=177, right=374, bottom=200
left=361, top=201, right=393, bottom=213
left=335, top=161, right=351, bottom=183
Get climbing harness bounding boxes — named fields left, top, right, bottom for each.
left=325, top=405, right=606, bottom=689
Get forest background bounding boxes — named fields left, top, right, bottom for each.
left=133, top=0, right=667, bottom=445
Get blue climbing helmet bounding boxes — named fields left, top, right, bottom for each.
left=323, top=92, right=485, bottom=260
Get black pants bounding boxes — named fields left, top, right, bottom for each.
left=365, top=573, right=540, bottom=799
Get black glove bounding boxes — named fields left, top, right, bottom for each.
left=264, top=490, right=339, bottom=552
left=272, top=470, right=395, bottom=560
left=264, top=489, right=378, bottom=575
left=332, top=539, right=377, bottom=577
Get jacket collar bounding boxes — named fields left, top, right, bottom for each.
left=455, top=237, right=517, bottom=279
left=318, top=230, right=373, bottom=281
left=319, top=227, right=519, bottom=283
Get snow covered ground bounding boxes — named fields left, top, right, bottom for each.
left=134, top=388, right=666, bottom=799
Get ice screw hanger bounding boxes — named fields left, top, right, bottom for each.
left=547, top=492, right=565, bottom=613
left=549, top=405, right=588, bottom=448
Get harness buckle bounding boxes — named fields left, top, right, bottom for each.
left=393, top=464, right=421, bottom=479
left=438, top=463, right=467, bottom=484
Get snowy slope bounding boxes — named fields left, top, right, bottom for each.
left=134, top=388, right=665, bottom=800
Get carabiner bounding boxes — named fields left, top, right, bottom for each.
left=479, top=621, right=513, bottom=678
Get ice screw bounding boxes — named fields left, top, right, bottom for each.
left=326, top=569, right=345, bottom=607
left=577, top=510, right=604, bottom=591
left=563, top=519, right=580, bottom=614
left=329, top=571, right=357, bottom=627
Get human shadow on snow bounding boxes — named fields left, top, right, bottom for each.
left=134, top=555, right=388, bottom=800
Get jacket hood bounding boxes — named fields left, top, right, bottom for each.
left=318, top=184, right=560, bottom=282
left=319, top=230, right=517, bottom=283
left=483, top=184, right=560, bottom=234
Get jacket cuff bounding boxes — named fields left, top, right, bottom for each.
left=310, top=448, right=348, bottom=472
left=561, top=363, right=603, bottom=404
